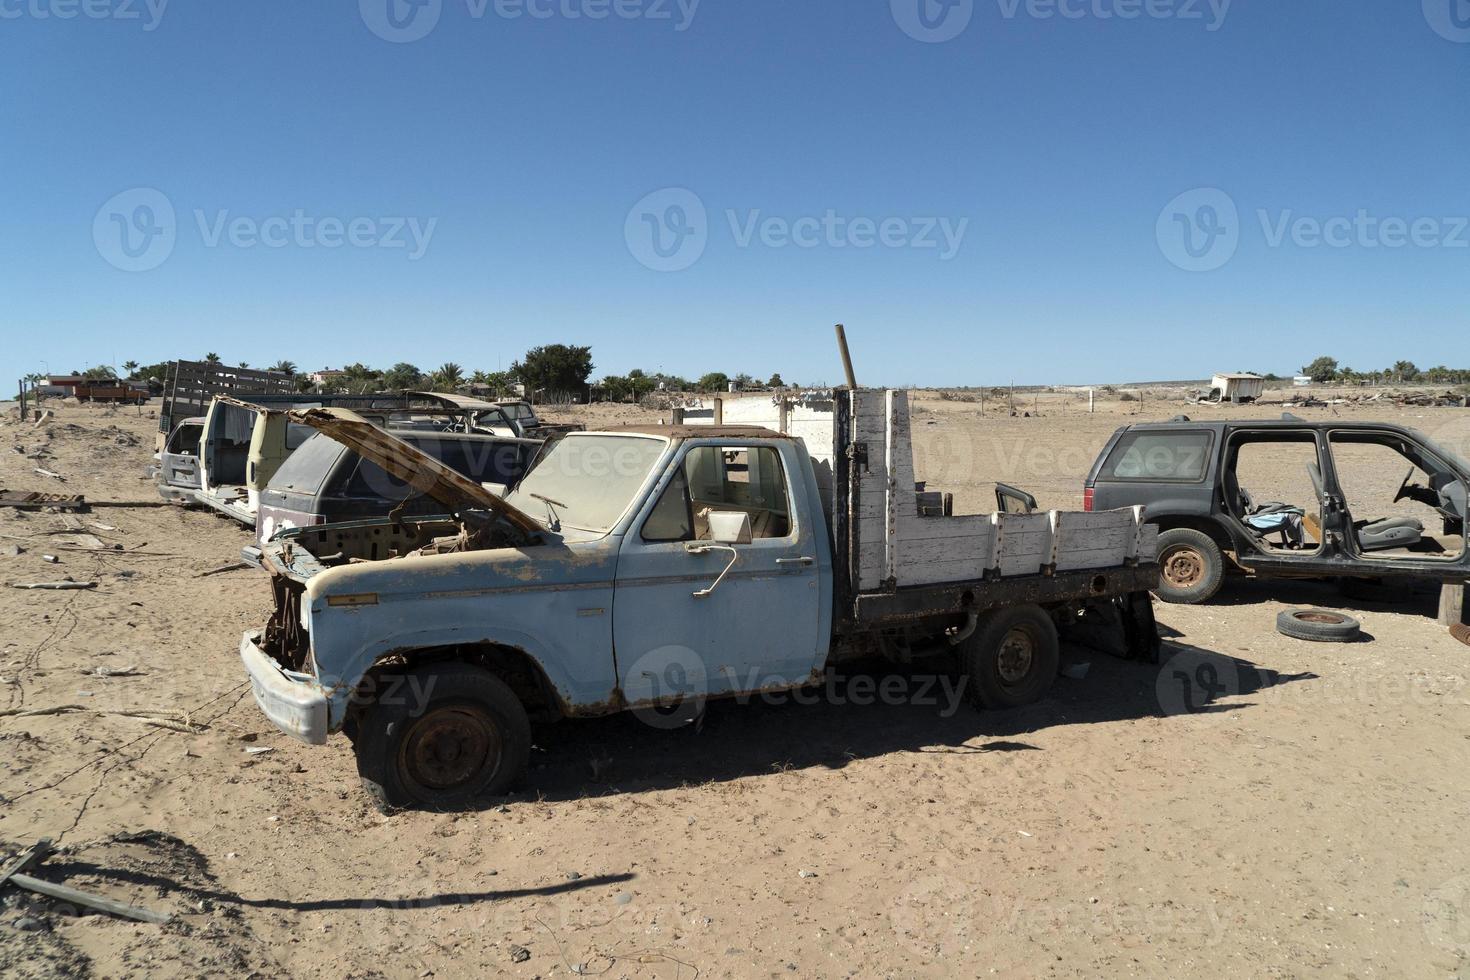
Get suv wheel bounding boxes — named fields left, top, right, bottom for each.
left=355, top=662, right=531, bottom=811
left=1155, top=528, right=1226, bottom=604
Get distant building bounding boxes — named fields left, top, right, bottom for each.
left=1210, top=373, right=1265, bottom=404
left=309, top=369, right=348, bottom=388
left=1293, top=375, right=1313, bottom=387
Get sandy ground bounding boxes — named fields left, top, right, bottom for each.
left=2, top=392, right=1469, bottom=978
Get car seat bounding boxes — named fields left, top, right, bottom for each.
left=1355, top=516, right=1424, bottom=552
left=1306, top=462, right=1424, bottom=552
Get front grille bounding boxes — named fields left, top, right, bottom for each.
left=263, top=575, right=311, bottom=671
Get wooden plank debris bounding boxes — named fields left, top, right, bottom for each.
left=199, top=561, right=253, bottom=577
left=1441, top=581, right=1468, bottom=628
left=0, top=490, right=86, bottom=511
left=0, top=838, right=172, bottom=925
left=11, top=581, right=98, bottom=591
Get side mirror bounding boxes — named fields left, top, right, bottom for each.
left=995, top=483, right=1038, bottom=516
left=707, top=511, right=753, bottom=545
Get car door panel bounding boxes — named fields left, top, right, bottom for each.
left=613, top=441, right=823, bottom=705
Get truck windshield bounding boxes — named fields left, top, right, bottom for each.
left=505, top=434, right=667, bottom=533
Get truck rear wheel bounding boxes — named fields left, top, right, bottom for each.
left=959, top=605, right=1060, bottom=709
left=355, top=663, right=531, bottom=811
left=1154, top=528, right=1225, bottom=604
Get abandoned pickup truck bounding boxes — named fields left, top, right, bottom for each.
left=241, top=391, right=1161, bottom=808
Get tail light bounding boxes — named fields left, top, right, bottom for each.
left=1083, top=487, right=1095, bottom=511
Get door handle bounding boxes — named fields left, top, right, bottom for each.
left=776, top=556, right=815, bottom=566
left=686, top=544, right=738, bottom=598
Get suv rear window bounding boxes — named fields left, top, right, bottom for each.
left=337, top=436, right=532, bottom=501
left=1102, top=430, right=1213, bottom=482
left=265, top=432, right=349, bottom=495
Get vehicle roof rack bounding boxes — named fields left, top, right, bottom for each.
left=1282, top=412, right=1304, bottom=422
left=1170, top=414, right=1192, bottom=423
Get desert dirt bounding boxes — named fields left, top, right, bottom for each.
left=2, top=390, right=1469, bottom=978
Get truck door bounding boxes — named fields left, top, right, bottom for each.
left=199, top=401, right=259, bottom=497
left=614, top=440, right=825, bottom=706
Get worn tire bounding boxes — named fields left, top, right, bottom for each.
left=1276, top=608, right=1362, bottom=643
left=958, top=605, right=1060, bottom=709
left=354, top=662, right=531, bottom=811
left=1154, top=528, right=1226, bottom=605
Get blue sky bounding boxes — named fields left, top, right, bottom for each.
left=2, top=1, right=1466, bottom=387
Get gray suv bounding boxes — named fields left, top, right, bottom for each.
left=1085, top=416, right=1470, bottom=603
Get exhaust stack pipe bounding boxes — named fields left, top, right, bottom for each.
left=834, top=323, right=858, bottom=390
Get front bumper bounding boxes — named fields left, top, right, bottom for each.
left=240, top=630, right=329, bottom=745
left=156, top=482, right=196, bottom=505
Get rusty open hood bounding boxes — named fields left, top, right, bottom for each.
left=287, top=407, right=543, bottom=536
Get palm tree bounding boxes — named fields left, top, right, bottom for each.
left=269, top=360, right=297, bottom=376
left=204, top=352, right=221, bottom=364
left=122, top=360, right=139, bottom=379
left=432, top=362, right=464, bottom=392
left=238, top=361, right=250, bottom=369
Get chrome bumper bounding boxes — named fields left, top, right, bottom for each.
left=240, top=630, right=329, bottom=745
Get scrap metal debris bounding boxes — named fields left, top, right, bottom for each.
left=1280, top=389, right=1469, bottom=410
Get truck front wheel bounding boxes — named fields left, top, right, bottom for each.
left=355, top=663, right=531, bottom=810
left=959, top=605, right=1060, bottom=709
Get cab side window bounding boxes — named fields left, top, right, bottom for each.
left=642, top=468, right=693, bottom=542
left=642, top=445, right=793, bottom=542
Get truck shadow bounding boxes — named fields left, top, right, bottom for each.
left=514, top=643, right=1314, bottom=804
left=1204, top=575, right=1441, bottom=616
